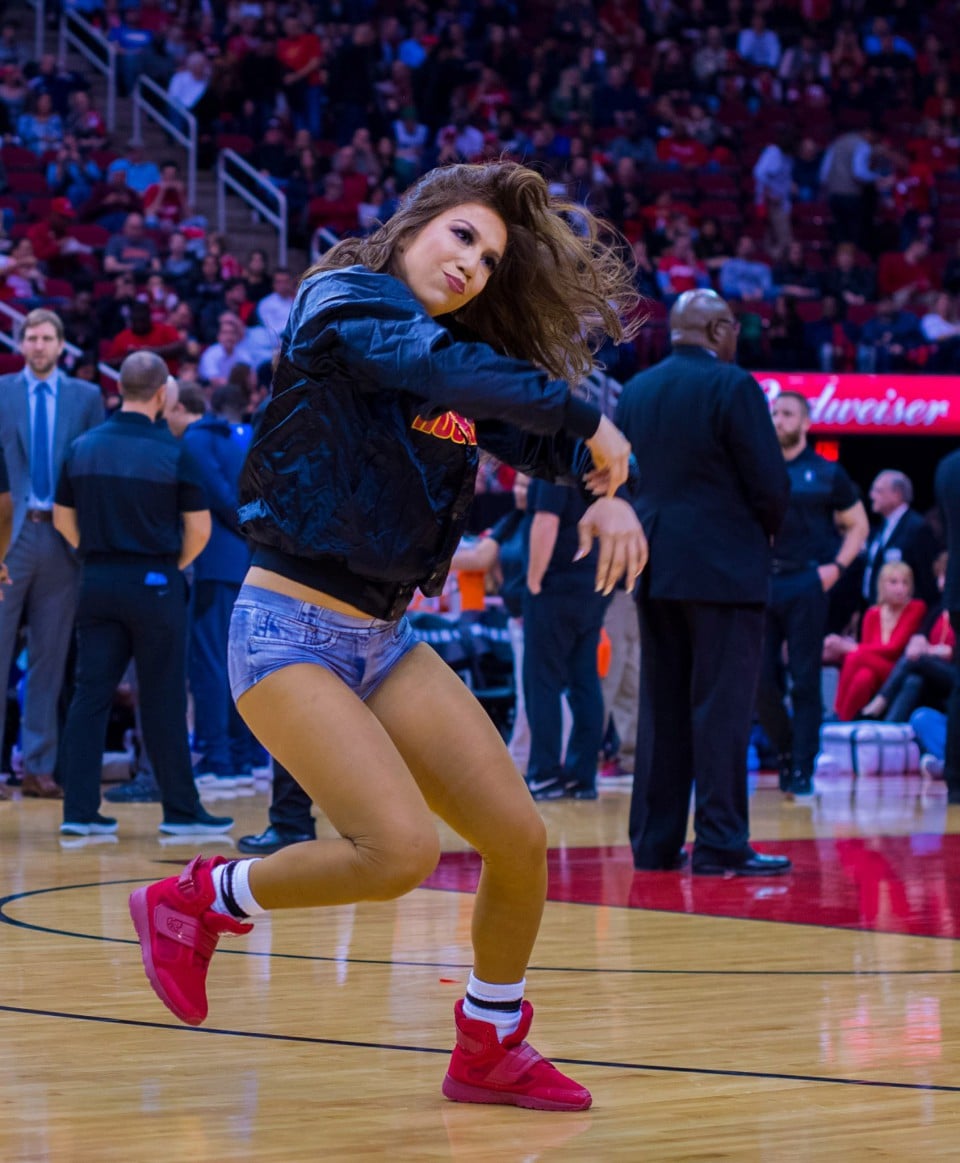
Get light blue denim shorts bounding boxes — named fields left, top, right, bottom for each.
left=228, top=584, right=418, bottom=703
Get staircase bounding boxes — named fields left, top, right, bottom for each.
left=56, top=27, right=306, bottom=275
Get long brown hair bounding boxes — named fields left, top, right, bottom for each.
left=304, top=162, right=641, bottom=383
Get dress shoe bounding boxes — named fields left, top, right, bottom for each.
left=634, top=848, right=688, bottom=871
left=22, top=773, right=63, bottom=799
left=692, top=846, right=791, bottom=877
left=237, top=824, right=315, bottom=855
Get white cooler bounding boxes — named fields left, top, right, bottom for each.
left=818, top=722, right=920, bottom=777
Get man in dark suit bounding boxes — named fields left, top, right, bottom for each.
left=934, top=451, right=960, bottom=803
left=0, top=309, right=103, bottom=798
left=618, top=289, right=792, bottom=876
left=861, top=470, right=939, bottom=607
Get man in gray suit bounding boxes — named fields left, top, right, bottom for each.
left=0, top=308, right=103, bottom=797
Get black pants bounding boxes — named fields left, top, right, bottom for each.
left=523, top=588, right=606, bottom=791
left=877, top=654, right=956, bottom=722
left=945, top=612, right=960, bottom=794
left=630, top=599, right=764, bottom=866
left=755, top=569, right=829, bottom=777
left=269, top=760, right=316, bottom=836
left=61, top=563, right=202, bottom=823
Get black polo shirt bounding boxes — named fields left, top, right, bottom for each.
left=773, top=445, right=859, bottom=570
left=55, top=411, right=207, bottom=562
left=526, top=479, right=597, bottom=595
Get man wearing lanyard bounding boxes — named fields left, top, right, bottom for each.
left=0, top=309, right=103, bottom=798
left=862, top=470, right=939, bottom=608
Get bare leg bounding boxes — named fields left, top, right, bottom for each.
left=366, top=644, right=548, bottom=984
left=236, top=661, right=441, bottom=908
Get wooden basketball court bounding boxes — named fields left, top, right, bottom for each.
left=3, top=772, right=960, bottom=1160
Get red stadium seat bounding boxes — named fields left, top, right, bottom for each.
left=43, top=278, right=74, bottom=299
left=7, top=172, right=48, bottom=196
left=1, top=145, right=39, bottom=170
left=25, top=197, right=52, bottom=219
left=216, top=134, right=256, bottom=156
left=69, top=224, right=110, bottom=248
left=0, top=352, right=25, bottom=373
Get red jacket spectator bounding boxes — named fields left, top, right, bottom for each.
left=656, top=132, right=710, bottom=169
left=878, top=242, right=938, bottom=299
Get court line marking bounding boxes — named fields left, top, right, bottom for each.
left=2, top=879, right=958, bottom=977
left=1, top=1002, right=958, bottom=1094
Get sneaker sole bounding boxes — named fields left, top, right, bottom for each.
left=158, top=822, right=234, bottom=835
left=128, top=887, right=204, bottom=1026
left=441, top=1074, right=592, bottom=1111
left=60, top=823, right=118, bottom=836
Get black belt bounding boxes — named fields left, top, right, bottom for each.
left=25, top=509, right=53, bottom=523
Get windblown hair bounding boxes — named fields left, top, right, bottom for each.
left=304, top=162, right=641, bottom=383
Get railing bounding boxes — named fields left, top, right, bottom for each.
left=0, top=301, right=119, bottom=385
left=217, top=150, right=287, bottom=266
left=58, top=10, right=116, bottom=131
left=25, top=0, right=45, bottom=61
left=132, top=76, right=197, bottom=207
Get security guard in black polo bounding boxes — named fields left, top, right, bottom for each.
left=53, top=351, right=233, bottom=837
left=755, top=391, right=869, bottom=800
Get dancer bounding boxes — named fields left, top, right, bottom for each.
left=130, top=161, right=646, bottom=1111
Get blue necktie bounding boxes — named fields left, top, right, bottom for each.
left=31, top=381, right=51, bottom=502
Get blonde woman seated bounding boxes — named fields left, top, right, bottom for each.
left=830, top=561, right=926, bottom=721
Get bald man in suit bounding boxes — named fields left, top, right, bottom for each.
left=0, top=309, right=103, bottom=797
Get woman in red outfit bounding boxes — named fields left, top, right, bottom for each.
left=834, top=562, right=927, bottom=721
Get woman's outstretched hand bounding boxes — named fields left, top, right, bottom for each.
left=585, top=415, right=631, bottom=497
left=575, top=496, right=648, bottom=596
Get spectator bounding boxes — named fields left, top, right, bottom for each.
left=878, top=238, right=937, bottom=303
left=861, top=470, right=940, bottom=608
left=277, top=15, right=326, bottom=139
left=253, top=119, right=294, bottom=184
left=97, top=273, right=137, bottom=339
left=0, top=20, right=23, bottom=69
left=393, top=106, right=428, bottom=186
left=766, top=296, right=807, bottom=369
left=46, top=134, right=101, bottom=207
left=833, top=562, right=926, bottom=721
left=254, top=269, right=295, bottom=344
left=820, top=126, right=888, bottom=248
left=107, top=142, right=161, bottom=197
left=719, top=236, right=774, bottom=302
left=61, top=288, right=102, bottom=363
left=858, top=298, right=922, bottom=371
left=168, top=52, right=211, bottom=114
left=656, top=233, right=710, bottom=299
left=17, top=91, right=64, bottom=155
left=821, top=242, right=876, bottom=305
left=65, top=91, right=107, bottom=153
left=0, top=65, right=27, bottom=125
left=656, top=122, right=710, bottom=170
left=779, top=33, right=831, bottom=85
left=103, top=213, right=159, bottom=276
left=3, top=238, right=45, bottom=303
left=693, top=26, right=731, bottom=93
left=27, top=53, right=88, bottom=119
left=143, top=161, right=190, bottom=231
left=773, top=241, right=820, bottom=299
left=804, top=295, right=859, bottom=371
left=307, top=171, right=361, bottom=237
left=161, top=231, right=198, bottom=299
left=738, top=14, right=782, bottom=70
left=242, top=249, right=271, bottom=305
left=792, top=136, right=824, bottom=202
left=921, top=292, right=960, bottom=369
left=109, top=6, right=155, bottom=98
left=197, top=312, right=257, bottom=386
left=81, top=168, right=144, bottom=233
left=107, top=299, right=186, bottom=372
left=753, top=131, right=796, bottom=261
left=26, top=196, right=93, bottom=281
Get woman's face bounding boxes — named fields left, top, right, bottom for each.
left=879, top=570, right=912, bottom=606
left=396, top=202, right=506, bottom=317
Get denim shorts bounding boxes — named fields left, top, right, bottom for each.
left=228, top=584, right=418, bottom=703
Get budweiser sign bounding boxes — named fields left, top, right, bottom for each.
left=754, top=372, right=960, bottom=435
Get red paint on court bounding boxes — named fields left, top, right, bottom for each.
left=425, top=836, right=960, bottom=939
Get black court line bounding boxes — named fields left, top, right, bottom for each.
left=2, top=1002, right=958, bottom=1095
left=2, top=879, right=959, bottom=978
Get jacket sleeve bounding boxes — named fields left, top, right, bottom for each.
left=721, top=372, right=789, bottom=538
left=286, top=267, right=599, bottom=439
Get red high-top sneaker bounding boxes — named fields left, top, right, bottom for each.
left=442, top=999, right=592, bottom=1111
left=129, top=854, right=252, bottom=1026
